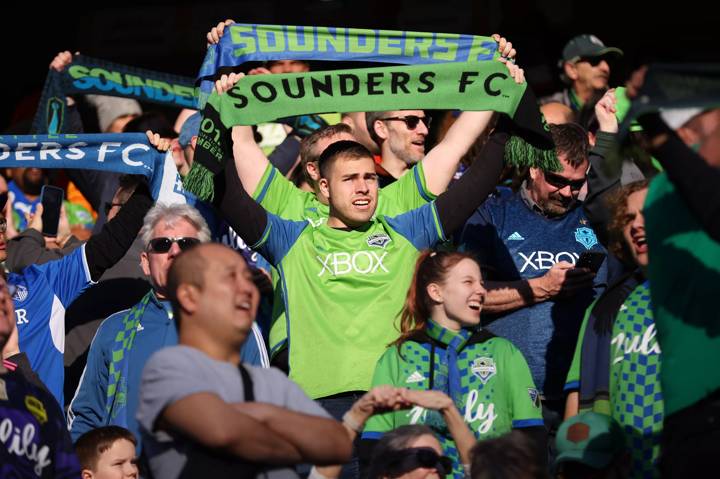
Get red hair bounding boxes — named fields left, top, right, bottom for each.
left=393, top=250, right=478, bottom=347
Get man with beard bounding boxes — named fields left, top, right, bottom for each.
left=365, top=110, right=431, bottom=187
left=7, top=167, right=46, bottom=231
left=458, top=122, right=608, bottom=446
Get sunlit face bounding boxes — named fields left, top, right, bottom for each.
left=320, top=155, right=379, bottom=228
left=194, top=245, right=260, bottom=347
left=268, top=60, right=310, bottom=74
left=87, top=438, right=138, bottom=479
left=377, top=110, right=428, bottom=165
left=529, top=155, right=588, bottom=216
left=140, top=218, right=200, bottom=297
left=391, top=435, right=445, bottom=479
left=571, top=57, right=611, bottom=92
left=622, top=188, right=649, bottom=268
left=430, top=259, right=486, bottom=329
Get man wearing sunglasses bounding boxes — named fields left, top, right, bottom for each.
left=458, top=122, right=608, bottom=445
left=541, top=34, right=623, bottom=113
left=365, top=110, right=432, bottom=187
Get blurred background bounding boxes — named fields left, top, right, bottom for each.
left=2, top=0, right=716, bottom=132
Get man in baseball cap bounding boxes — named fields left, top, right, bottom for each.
left=541, top=34, right=623, bottom=113
left=553, top=412, right=630, bottom=478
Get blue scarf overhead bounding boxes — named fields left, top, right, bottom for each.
left=196, top=23, right=499, bottom=108
left=32, top=55, right=199, bottom=134
left=0, top=133, right=185, bottom=202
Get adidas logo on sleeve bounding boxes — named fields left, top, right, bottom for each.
left=406, top=371, right=425, bottom=383
left=507, top=232, right=525, bottom=241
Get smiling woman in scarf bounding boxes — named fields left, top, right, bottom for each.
left=359, top=251, right=546, bottom=478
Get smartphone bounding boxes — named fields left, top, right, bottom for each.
left=40, top=185, right=64, bottom=237
left=575, top=251, right=606, bottom=273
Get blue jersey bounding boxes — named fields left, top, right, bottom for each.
left=9, top=246, right=93, bottom=406
left=458, top=188, right=607, bottom=398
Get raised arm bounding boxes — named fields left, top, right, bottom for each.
left=433, top=61, right=525, bottom=236
left=422, top=35, right=516, bottom=195
left=215, top=154, right=269, bottom=247
left=83, top=131, right=166, bottom=281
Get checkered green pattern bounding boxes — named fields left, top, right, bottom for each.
left=105, top=292, right=153, bottom=416
left=363, top=324, right=542, bottom=478
left=610, top=281, right=663, bottom=479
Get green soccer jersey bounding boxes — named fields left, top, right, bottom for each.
left=252, top=162, right=436, bottom=356
left=644, top=173, right=720, bottom=416
left=362, top=321, right=543, bottom=478
left=254, top=202, right=445, bottom=398
left=566, top=281, right=663, bottom=479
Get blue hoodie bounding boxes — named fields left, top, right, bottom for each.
left=67, top=292, right=268, bottom=448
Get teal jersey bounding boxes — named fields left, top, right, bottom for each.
left=252, top=163, right=436, bottom=357
left=254, top=202, right=445, bottom=398
left=363, top=322, right=543, bottom=478
left=566, top=281, right=663, bottom=479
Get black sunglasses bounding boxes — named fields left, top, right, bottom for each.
left=380, top=115, right=432, bottom=130
left=386, top=448, right=453, bottom=477
left=578, top=56, right=608, bottom=67
left=544, top=171, right=586, bottom=192
left=147, top=237, right=200, bottom=253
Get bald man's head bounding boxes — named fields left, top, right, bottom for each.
left=541, top=102, right=575, bottom=125
left=167, top=243, right=260, bottom=347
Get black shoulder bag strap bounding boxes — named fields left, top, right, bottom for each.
left=238, top=363, right=255, bottom=402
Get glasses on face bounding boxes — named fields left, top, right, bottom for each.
left=387, top=448, right=453, bottom=477
left=147, top=237, right=200, bottom=254
left=103, top=202, right=125, bottom=216
left=578, top=56, right=607, bottom=67
left=544, top=171, right=586, bottom=192
left=380, top=115, right=432, bottom=130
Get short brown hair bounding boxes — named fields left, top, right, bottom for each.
left=299, top=123, right=352, bottom=169
left=75, top=426, right=137, bottom=470
left=549, top=123, right=589, bottom=168
left=317, top=140, right=373, bottom=179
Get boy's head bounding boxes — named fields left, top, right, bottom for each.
left=75, top=426, right=138, bottom=479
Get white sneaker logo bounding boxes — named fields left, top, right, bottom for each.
left=507, top=232, right=525, bottom=241
left=406, top=371, right=425, bottom=384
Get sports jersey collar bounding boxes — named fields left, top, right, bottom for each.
left=149, top=290, right=173, bottom=320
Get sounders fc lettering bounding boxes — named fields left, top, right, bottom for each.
left=229, top=25, right=497, bottom=63
left=67, top=65, right=198, bottom=108
left=317, top=251, right=388, bottom=276
left=0, top=141, right=150, bottom=167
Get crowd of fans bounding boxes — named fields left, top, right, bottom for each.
left=1, top=19, right=718, bottom=479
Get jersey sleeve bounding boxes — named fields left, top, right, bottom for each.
left=67, top=315, right=115, bottom=441
left=385, top=202, right=446, bottom=251
left=378, top=163, right=436, bottom=216
left=251, top=212, right=308, bottom=266
left=361, top=347, right=402, bottom=440
left=36, top=244, right=93, bottom=308
left=565, top=300, right=595, bottom=393
left=502, top=341, right=544, bottom=428
left=253, top=163, right=311, bottom=218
